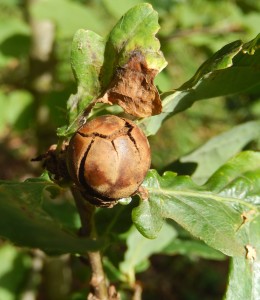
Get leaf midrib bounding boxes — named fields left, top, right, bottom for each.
left=147, top=187, right=257, bottom=210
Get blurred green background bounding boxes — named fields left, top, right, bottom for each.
left=0, top=0, right=259, bottom=299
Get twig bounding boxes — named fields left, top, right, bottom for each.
left=132, top=282, right=142, bottom=300
left=71, top=187, right=109, bottom=300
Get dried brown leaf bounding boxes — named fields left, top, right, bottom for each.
left=98, top=51, right=162, bottom=117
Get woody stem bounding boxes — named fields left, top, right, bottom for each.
left=71, top=187, right=109, bottom=300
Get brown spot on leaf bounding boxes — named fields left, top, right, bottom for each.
left=98, top=51, right=162, bottom=117
left=245, top=244, right=257, bottom=262
left=137, top=185, right=149, bottom=200
left=241, top=209, right=256, bottom=224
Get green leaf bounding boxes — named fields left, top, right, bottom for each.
left=58, top=3, right=166, bottom=137
left=205, top=151, right=260, bottom=198
left=181, top=120, right=260, bottom=184
left=225, top=257, right=260, bottom=300
left=133, top=151, right=260, bottom=257
left=225, top=215, right=260, bottom=299
left=180, top=40, right=243, bottom=89
left=132, top=194, right=164, bottom=239
left=162, top=239, right=225, bottom=261
left=119, top=223, right=177, bottom=284
left=139, top=33, right=260, bottom=136
left=57, top=30, right=105, bottom=137
left=71, top=30, right=104, bottom=94
left=101, top=3, right=167, bottom=89
left=0, top=178, right=102, bottom=254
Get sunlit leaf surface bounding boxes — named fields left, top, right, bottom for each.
left=133, top=151, right=260, bottom=257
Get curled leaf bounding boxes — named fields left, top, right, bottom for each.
left=98, top=51, right=162, bottom=117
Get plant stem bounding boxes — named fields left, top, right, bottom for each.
left=132, top=282, right=142, bottom=300
left=87, top=251, right=109, bottom=300
left=71, top=187, right=109, bottom=300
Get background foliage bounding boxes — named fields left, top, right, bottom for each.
left=0, top=0, right=259, bottom=299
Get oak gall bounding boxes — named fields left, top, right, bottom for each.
left=66, top=115, right=151, bottom=207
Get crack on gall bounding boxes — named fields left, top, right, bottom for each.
left=78, top=137, right=95, bottom=188
left=77, top=117, right=141, bottom=157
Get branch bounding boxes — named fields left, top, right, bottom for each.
left=71, top=188, right=111, bottom=300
